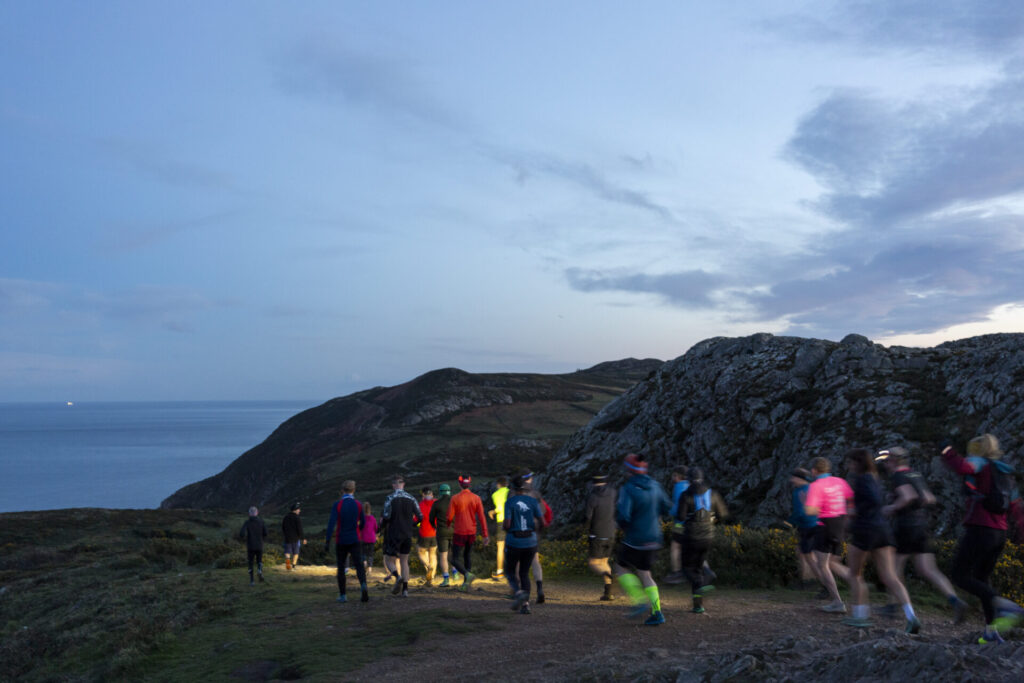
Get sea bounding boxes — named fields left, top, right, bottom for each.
left=0, top=400, right=316, bottom=514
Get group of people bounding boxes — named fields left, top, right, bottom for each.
left=786, top=434, right=1024, bottom=643
left=239, top=432, right=1024, bottom=641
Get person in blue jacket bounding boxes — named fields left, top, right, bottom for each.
left=325, top=480, right=369, bottom=604
left=614, top=453, right=672, bottom=626
left=787, top=467, right=819, bottom=590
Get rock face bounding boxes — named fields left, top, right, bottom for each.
left=161, top=359, right=662, bottom=514
left=543, top=333, right=1024, bottom=533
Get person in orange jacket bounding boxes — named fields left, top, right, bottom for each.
left=447, top=475, right=490, bottom=591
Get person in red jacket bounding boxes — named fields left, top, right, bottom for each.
left=447, top=475, right=490, bottom=591
left=417, top=487, right=438, bottom=585
left=940, top=435, right=1024, bottom=643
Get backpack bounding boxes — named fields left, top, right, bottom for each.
left=981, top=460, right=1015, bottom=514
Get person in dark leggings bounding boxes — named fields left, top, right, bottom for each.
left=941, top=435, right=1024, bottom=643
left=239, top=506, right=267, bottom=585
left=675, top=467, right=728, bottom=614
left=325, top=480, right=369, bottom=603
left=504, top=475, right=546, bottom=614
left=447, top=475, right=490, bottom=591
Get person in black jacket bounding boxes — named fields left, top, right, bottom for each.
left=585, top=474, right=617, bottom=601
left=282, top=502, right=306, bottom=570
left=239, top=506, right=268, bottom=585
left=430, top=484, right=455, bottom=586
left=675, top=468, right=727, bottom=614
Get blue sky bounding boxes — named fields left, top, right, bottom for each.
left=3, top=1, right=1024, bottom=401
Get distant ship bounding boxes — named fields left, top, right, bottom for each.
left=66, top=401, right=74, bottom=406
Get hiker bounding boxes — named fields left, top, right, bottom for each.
left=584, top=474, right=617, bottom=601
left=359, top=501, right=379, bottom=575
left=674, top=467, right=728, bottom=614
left=940, top=434, right=1024, bottom=643
left=430, top=483, right=455, bottom=586
left=417, top=487, right=438, bottom=585
left=239, top=505, right=267, bottom=585
left=521, top=470, right=552, bottom=603
left=281, top=502, right=305, bottom=571
left=840, top=448, right=920, bottom=633
left=382, top=474, right=422, bottom=598
left=803, top=456, right=854, bottom=614
left=488, top=476, right=510, bottom=580
left=614, top=453, right=672, bottom=626
left=876, top=447, right=968, bottom=621
left=447, top=474, right=490, bottom=591
left=504, top=474, right=546, bottom=614
left=325, top=480, right=368, bottom=603
left=787, top=468, right=818, bottom=589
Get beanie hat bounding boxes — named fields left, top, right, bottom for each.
left=290, top=502, right=301, bottom=511
left=623, top=453, right=648, bottom=475
left=438, top=483, right=451, bottom=494
left=458, top=475, right=472, bottom=488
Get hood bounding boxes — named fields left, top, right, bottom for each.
left=626, top=474, right=655, bottom=491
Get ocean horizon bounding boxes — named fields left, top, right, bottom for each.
left=0, top=400, right=316, bottom=514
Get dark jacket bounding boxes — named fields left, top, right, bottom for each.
left=616, top=474, right=671, bottom=550
left=585, top=484, right=617, bottom=540
left=326, top=495, right=364, bottom=546
left=282, top=511, right=304, bottom=543
left=382, top=489, right=422, bottom=539
left=239, top=516, right=267, bottom=551
left=430, top=494, right=453, bottom=536
left=675, top=483, right=728, bottom=543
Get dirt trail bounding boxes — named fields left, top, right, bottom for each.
left=348, top=575, right=1024, bottom=682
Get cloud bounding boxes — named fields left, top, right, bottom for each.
left=98, top=210, right=240, bottom=253
left=484, top=147, right=676, bottom=222
left=566, top=268, right=725, bottom=308
left=766, top=0, right=1024, bottom=58
left=98, top=138, right=234, bottom=191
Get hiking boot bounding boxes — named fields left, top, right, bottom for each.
left=821, top=601, right=847, bottom=614
left=644, top=610, right=666, bottom=626
left=337, top=595, right=347, bottom=603
left=842, top=616, right=872, bottom=628
left=952, top=598, right=969, bottom=624
left=905, top=616, right=921, bottom=634
left=520, top=602, right=531, bottom=615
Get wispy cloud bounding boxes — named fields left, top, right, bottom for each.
left=98, top=137, right=235, bottom=191
left=566, top=268, right=725, bottom=308
left=98, top=210, right=240, bottom=253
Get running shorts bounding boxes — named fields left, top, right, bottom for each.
left=361, top=542, right=375, bottom=560
left=417, top=536, right=437, bottom=549
left=813, top=517, right=847, bottom=555
left=850, top=524, right=894, bottom=552
left=383, top=534, right=413, bottom=557
left=283, top=542, right=301, bottom=556
left=797, top=526, right=817, bottom=554
left=436, top=534, right=453, bottom=553
left=616, top=544, right=657, bottom=572
left=589, top=537, right=614, bottom=560
left=894, top=525, right=933, bottom=555
left=494, top=527, right=506, bottom=542
left=453, top=533, right=477, bottom=547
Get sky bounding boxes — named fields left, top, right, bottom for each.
left=2, top=1, right=1024, bottom=402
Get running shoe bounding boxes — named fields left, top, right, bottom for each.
left=692, top=606, right=706, bottom=614
left=511, top=590, right=529, bottom=611
left=391, top=581, right=403, bottom=595
left=536, top=593, right=545, bottom=604
left=842, top=616, right=872, bottom=628
left=627, top=603, right=649, bottom=619
left=905, top=616, right=921, bottom=634
left=663, top=571, right=684, bottom=585
left=382, top=571, right=395, bottom=584
left=978, top=629, right=1005, bottom=645
left=821, top=601, right=847, bottom=613
left=337, top=595, right=347, bottom=603
left=952, top=598, right=969, bottom=624
left=520, top=602, right=531, bottom=615
left=463, top=572, right=476, bottom=590
left=644, top=610, right=665, bottom=626
left=361, top=591, right=369, bottom=603
left=401, top=589, right=409, bottom=598
left=439, top=577, right=451, bottom=587
left=600, top=593, right=615, bottom=602
left=491, top=570, right=505, bottom=579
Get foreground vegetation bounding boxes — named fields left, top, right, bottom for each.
left=2, top=509, right=1022, bottom=681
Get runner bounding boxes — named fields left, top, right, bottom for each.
left=614, top=453, right=672, bottom=626
left=840, top=448, right=920, bottom=633
left=417, top=487, right=438, bottom=585
left=876, top=447, right=968, bottom=621
left=674, top=467, right=728, bottom=614
left=447, top=474, right=490, bottom=591
left=382, top=475, right=423, bottom=598
left=940, top=435, right=1024, bottom=643
left=803, top=456, right=854, bottom=614
left=521, top=471, right=552, bottom=603
left=584, top=474, right=617, bottom=601
left=488, top=476, right=510, bottom=580
left=787, top=468, right=818, bottom=590
left=359, top=501, right=379, bottom=576
left=281, top=502, right=305, bottom=571
left=429, top=483, right=455, bottom=586
left=665, top=469, right=688, bottom=584
left=239, top=505, right=267, bottom=586
left=504, top=474, right=546, bottom=614
left=324, top=481, right=369, bottom=603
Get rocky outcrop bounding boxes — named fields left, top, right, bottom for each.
left=543, top=333, right=1024, bottom=533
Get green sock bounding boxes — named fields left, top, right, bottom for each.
left=617, top=573, right=645, bottom=605
left=645, top=585, right=661, bottom=613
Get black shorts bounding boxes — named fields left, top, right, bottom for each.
left=850, top=525, right=894, bottom=552
left=417, top=536, right=437, bottom=549
left=616, top=544, right=658, bottom=572
left=494, top=527, right=506, bottom=542
left=589, top=538, right=614, bottom=560
left=384, top=535, right=412, bottom=557
left=813, top=517, right=846, bottom=555
left=361, top=542, right=375, bottom=560
left=894, top=526, right=934, bottom=555
left=436, top=535, right=453, bottom=553
left=798, top=526, right=817, bottom=554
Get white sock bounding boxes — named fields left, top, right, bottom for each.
left=903, top=603, right=916, bottom=620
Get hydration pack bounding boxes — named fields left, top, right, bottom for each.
left=981, top=459, right=1015, bottom=514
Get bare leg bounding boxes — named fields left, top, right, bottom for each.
left=814, top=550, right=843, bottom=603
left=846, top=545, right=869, bottom=609
left=438, top=549, right=449, bottom=576
left=495, top=539, right=505, bottom=574
left=399, top=553, right=411, bottom=583
left=874, top=546, right=911, bottom=606
left=384, top=554, right=398, bottom=578
left=670, top=539, right=682, bottom=573
left=913, top=554, right=957, bottom=598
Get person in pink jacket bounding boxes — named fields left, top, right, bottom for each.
left=359, top=501, right=379, bottom=575
left=803, top=456, right=854, bottom=614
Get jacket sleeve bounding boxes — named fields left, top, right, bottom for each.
left=941, top=446, right=974, bottom=477
left=616, top=489, right=632, bottom=528
left=261, top=520, right=267, bottom=538
left=325, top=504, right=339, bottom=544
left=476, top=497, right=488, bottom=537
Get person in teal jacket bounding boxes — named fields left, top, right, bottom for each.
left=614, top=453, right=672, bottom=626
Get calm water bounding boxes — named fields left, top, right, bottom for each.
left=0, top=401, right=315, bottom=513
